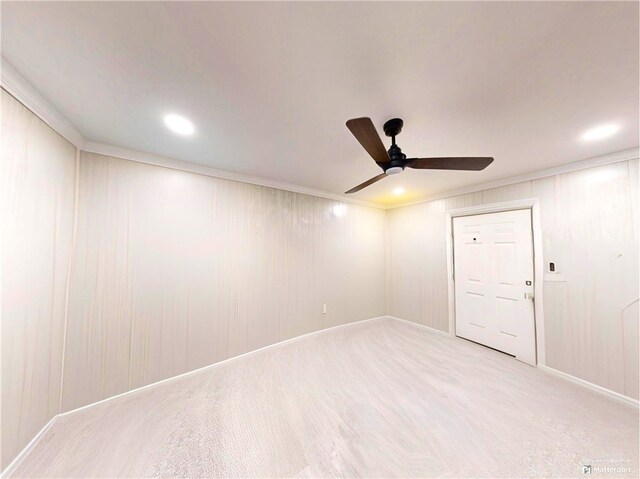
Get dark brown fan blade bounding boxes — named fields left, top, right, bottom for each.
left=345, top=173, right=388, bottom=194
left=407, top=157, right=494, bottom=171
left=346, top=118, right=390, bottom=164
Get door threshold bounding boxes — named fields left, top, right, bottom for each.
left=454, top=334, right=516, bottom=358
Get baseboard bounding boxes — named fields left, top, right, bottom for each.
left=59, top=315, right=388, bottom=418
left=388, top=315, right=639, bottom=408
left=386, top=315, right=453, bottom=337
left=59, top=318, right=636, bottom=417
left=0, top=416, right=57, bottom=478
left=6, top=316, right=634, bottom=477
left=538, top=365, right=639, bottom=407
left=2, top=316, right=388, bottom=476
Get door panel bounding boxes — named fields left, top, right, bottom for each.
left=453, top=209, right=536, bottom=364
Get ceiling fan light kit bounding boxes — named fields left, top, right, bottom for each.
left=345, top=117, right=495, bottom=194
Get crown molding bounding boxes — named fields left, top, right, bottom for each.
left=389, top=147, right=640, bottom=209
left=82, top=141, right=384, bottom=209
left=1, top=56, right=382, bottom=209
left=1, top=59, right=85, bottom=148
left=3, top=56, right=637, bottom=211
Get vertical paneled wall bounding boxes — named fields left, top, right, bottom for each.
left=1, top=90, right=76, bottom=468
left=387, top=160, right=640, bottom=399
left=61, top=153, right=386, bottom=412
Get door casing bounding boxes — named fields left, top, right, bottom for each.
left=445, top=198, right=546, bottom=366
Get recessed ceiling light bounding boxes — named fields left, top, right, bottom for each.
left=164, top=114, right=194, bottom=135
left=393, top=187, right=405, bottom=196
left=581, top=124, right=620, bottom=142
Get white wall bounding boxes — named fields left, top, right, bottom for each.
left=387, top=160, right=639, bottom=399
left=60, top=152, right=386, bottom=412
left=1, top=90, right=77, bottom=468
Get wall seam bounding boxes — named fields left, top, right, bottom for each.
left=58, top=146, right=81, bottom=413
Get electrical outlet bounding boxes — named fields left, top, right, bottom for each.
left=322, top=304, right=327, bottom=314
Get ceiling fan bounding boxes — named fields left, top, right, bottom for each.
left=345, top=117, right=494, bottom=194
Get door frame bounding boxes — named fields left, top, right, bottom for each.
left=445, top=198, right=546, bottom=366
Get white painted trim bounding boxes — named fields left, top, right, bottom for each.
left=538, top=365, right=639, bottom=408
left=389, top=315, right=639, bottom=407
left=445, top=216, right=455, bottom=333
left=445, top=199, right=546, bottom=366
left=387, top=315, right=453, bottom=338
left=530, top=201, right=546, bottom=365
left=391, top=147, right=640, bottom=209
left=4, top=316, right=636, bottom=475
left=3, top=317, right=387, bottom=472
left=449, top=197, right=547, bottom=218
left=0, top=416, right=57, bottom=478
left=82, top=142, right=384, bottom=210
left=0, top=60, right=84, bottom=148
left=3, top=57, right=637, bottom=211
left=1, top=58, right=382, bottom=210
left=58, top=316, right=388, bottom=418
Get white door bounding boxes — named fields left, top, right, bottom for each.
left=453, top=209, right=536, bottom=365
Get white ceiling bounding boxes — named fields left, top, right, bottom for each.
left=2, top=2, right=638, bottom=206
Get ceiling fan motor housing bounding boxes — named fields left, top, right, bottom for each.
left=382, top=119, right=407, bottom=174
left=385, top=140, right=407, bottom=175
